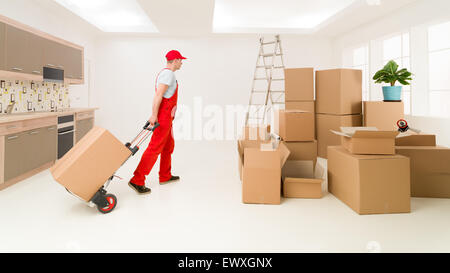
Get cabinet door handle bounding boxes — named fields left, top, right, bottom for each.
left=12, top=67, right=23, bottom=71
left=48, top=127, right=56, bottom=130
left=32, top=70, right=41, bottom=74
left=30, top=131, right=39, bottom=135
left=7, top=135, right=19, bottom=140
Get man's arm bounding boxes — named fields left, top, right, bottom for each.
left=149, top=83, right=169, bottom=126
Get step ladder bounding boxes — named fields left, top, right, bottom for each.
left=245, top=35, right=286, bottom=126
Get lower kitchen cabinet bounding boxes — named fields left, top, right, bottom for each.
left=3, top=125, right=57, bottom=182
left=76, top=117, right=94, bottom=143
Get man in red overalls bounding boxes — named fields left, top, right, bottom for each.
left=128, top=50, right=186, bottom=194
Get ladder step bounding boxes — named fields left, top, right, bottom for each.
left=256, top=65, right=284, bottom=69
left=261, top=41, right=276, bottom=45
left=261, top=53, right=282, bottom=57
left=254, top=77, right=267, bottom=80
left=271, top=78, right=284, bottom=81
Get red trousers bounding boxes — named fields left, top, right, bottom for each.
left=130, top=118, right=174, bottom=185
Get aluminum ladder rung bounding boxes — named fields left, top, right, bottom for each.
left=256, top=65, right=284, bottom=69
left=261, top=53, right=282, bottom=57
left=261, top=41, right=276, bottom=45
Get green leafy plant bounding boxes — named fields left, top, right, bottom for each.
left=373, top=60, right=413, bottom=86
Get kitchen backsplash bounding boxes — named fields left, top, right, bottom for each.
left=0, top=79, right=70, bottom=114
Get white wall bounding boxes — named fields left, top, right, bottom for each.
left=331, top=0, right=450, bottom=146
left=92, top=35, right=333, bottom=141
left=0, top=0, right=99, bottom=108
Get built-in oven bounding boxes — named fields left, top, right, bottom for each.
left=58, top=114, right=75, bottom=159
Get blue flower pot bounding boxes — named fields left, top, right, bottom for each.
left=382, top=86, right=402, bottom=101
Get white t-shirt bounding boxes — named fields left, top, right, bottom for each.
left=156, top=69, right=177, bottom=99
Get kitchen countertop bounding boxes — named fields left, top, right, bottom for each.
left=0, top=108, right=99, bottom=124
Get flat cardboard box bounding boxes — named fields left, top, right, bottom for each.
left=285, top=68, right=314, bottom=101
left=331, top=127, right=399, bottom=155
left=285, top=101, right=315, bottom=112
left=283, top=140, right=317, bottom=165
left=283, top=162, right=325, bottom=198
left=275, top=110, right=315, bottom=141
left=316, top=69, right=362, bottom=115
left=50, top=126, right=132, bottom=202
left=242, top=125, right=270, bottom=141
left=363, top=101, right=404, bottom=131
left=327, top=146, right=410, bottom=215
left=316, top=113, right=362, bottom=158
left=396, top=146, right=450, bottom=198
left=242, top=141, right=290, bottom=205
left=396, top=134, right=436, bottom=146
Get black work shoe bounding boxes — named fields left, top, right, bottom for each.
left=128, top=182, right=151, bottom=195
left=160, top=176, right=180, bottom=185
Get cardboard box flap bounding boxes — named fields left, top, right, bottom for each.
left=284, top=177, right=323, bottom=184
left=330, top=127, right=377, bottom=137
left=278, top=142, right=291, bottom=168
left=352, top=130, right=399, bottom=139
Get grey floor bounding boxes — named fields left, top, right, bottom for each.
left=0, top=140, right=449, bottom=253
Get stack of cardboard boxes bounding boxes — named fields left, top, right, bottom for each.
left=315, top=69, right=363, bottom=158
left=277, top=68, right=323, bottom=199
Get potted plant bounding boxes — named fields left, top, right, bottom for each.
left=373, top=60, right=413, bottom=101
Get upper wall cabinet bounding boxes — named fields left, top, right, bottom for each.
left=0, top=15, right=84, bottom=84
left=5, top=25, right=44, bottom=76
left=0, top=22, right=5, bottom=71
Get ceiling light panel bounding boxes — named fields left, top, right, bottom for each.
left=53, top=0, right=158, bottom=33
left=213, top=0, right=356, bottom=32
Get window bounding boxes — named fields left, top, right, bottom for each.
left=428, top=21, right=450, bottom=118
left=382, top=32, right=411, bottom=114
left=351, top=45, right=369, bottom=101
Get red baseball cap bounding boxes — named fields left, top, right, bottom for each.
left=166, top=50, right=187, bottom=61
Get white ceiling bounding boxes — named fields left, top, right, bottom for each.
left=43, top=0, right=420, bottom=37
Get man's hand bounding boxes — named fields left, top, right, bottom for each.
left=149, top=115, right=158, bottom=127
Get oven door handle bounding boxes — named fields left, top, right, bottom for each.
left=58, top=130, right=75, bottom=135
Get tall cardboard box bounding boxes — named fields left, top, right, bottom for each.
left=285, top=68, right=314, bottom=101
left=274, top=110, right=315, bottom=141
left=285, top=101, right=315, bottom=112
left=396, top=146, right=450, bottom=198
left=50, top=127, right=132, bottom=202
left=242, top=142, right=290, bottom=205
left=316, top=114, right=362, bottom=158
left=363, top=101, right=404, bottom=131
left=316, top=69, right=362, bottom=115
left=328, top=146, right=410, bottom=215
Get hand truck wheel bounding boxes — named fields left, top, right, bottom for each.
left=96, top=194, right=117, bottom=214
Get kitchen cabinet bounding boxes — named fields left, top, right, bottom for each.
left=0, top=15, right=84, bottom=83
left=0, top=22, right=5, bottom=71
left=4, top=131, right=26, bottom=182
left=3, top=125, right=57, bottom=183
left=5, top=25, right=44, bottom=75
left=76, top=117, right=94, bottom=143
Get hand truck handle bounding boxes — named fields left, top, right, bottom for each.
left=144, top=121, right=160, bottom=131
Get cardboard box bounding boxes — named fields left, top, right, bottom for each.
left=331, top=127, right=399, bottom=155
left=283, top=140, right=317, bottom=164
left=50, top=127, right=132, bottom=202
left=242, top=125, right=270, bottom=141
left=316, top=69, right=362, bottom=115
left=242, top=141, right=290, bottom=205
left=396, top=134, right=436, bottom=146
left=283, top=162, right=324, bottom=198
left=316, top=114, right=362, bottom=158
left=285, top=68, right=314, bottom=101
left=237, top=140, right=269, bottom=181
left=363, top=101, right=404, bottom=131
left=328, top=146, right=410, bottom=215
left=274, top=110, right=315, bottom=141
left=285, top=101, right=315, bottom=112
left=396, top=146, right=450, bottom=198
